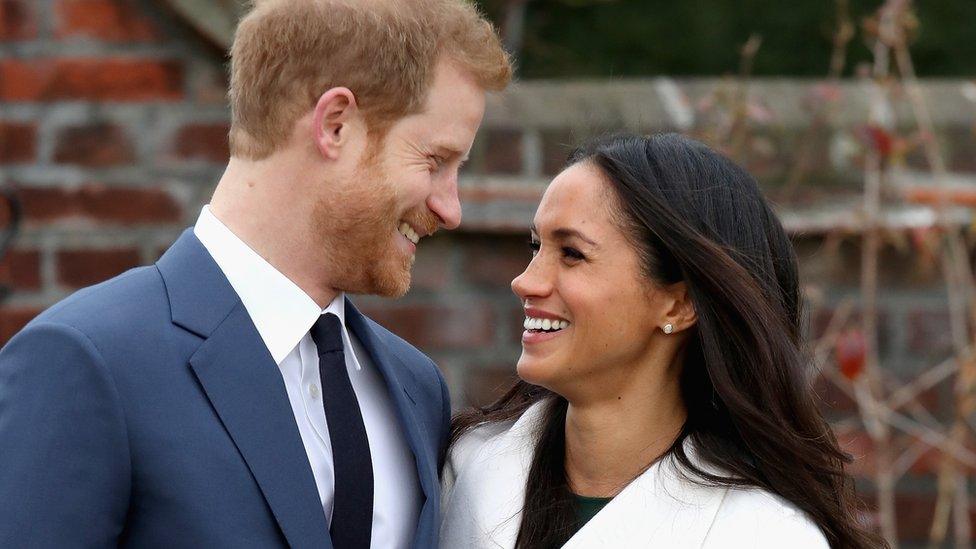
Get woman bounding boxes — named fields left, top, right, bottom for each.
left=440, top=134, right=883, bottom=548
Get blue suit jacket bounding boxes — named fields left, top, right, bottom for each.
left=0, top=229, right=451, bottom=548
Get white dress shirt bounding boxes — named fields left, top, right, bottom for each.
left=194, top=206, right=421, bottom=548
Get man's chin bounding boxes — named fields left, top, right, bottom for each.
left=372, top=279, right=410, bottom=298
left=365, top=262, right=412, bottom=298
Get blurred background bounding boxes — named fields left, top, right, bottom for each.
left=1, top=0, right=975, bottom=546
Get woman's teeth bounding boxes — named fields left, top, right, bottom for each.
left=398, top=222, right=420, bottom=245
left=523, top=317, right=570, bottom=332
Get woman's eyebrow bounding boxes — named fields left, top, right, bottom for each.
left=530, top=224, right=598, bottom=247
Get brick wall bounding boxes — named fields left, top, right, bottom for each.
left=2, top=1, right=974, bottom=545
left=0, top=0, right=227, bottom=343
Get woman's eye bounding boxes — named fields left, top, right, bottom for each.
left=528, top=239, right=541, bottom=255
left=562, top=247, right=585, bottom=261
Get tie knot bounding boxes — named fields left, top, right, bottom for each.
left=310, top=313, right=343, bottom=355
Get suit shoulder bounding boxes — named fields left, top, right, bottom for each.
left=29, top=265, right=169, bottom=342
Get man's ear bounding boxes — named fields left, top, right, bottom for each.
left=311, top=87, right=358, bottom=161
left=661, top=281, right=697, bottom=333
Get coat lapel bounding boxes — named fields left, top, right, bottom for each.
left=343, top=300, right=435, bottom=505
left=158, top=230, right=331, bottom=549
left=440, top=400, right=548, bottom=549
left=562, top=442, right=729, bottom=548
left=441, top=399, right=729, bottom=549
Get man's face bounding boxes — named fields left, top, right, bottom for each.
left=318, top=58, right=487, bottom=297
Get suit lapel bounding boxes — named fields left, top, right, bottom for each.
left=343, top=300, right=435, bottom=505
left=158, top=230, right=331, bottom=549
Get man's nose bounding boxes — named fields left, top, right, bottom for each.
left=428, top=176, right=462, bottom=230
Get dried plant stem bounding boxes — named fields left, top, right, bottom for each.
left=861, top=99, right=897, bottom=548
left=807, top=298, right=855, bottom=384
left=885, top=357, right=957, bottom=413
left=727, top=34, right=762, bottom=161
left=882, top=6, right=976, bottom=544
left=779, top=0, right=853, bottom=201
left=862, top=3, right=899, bottom=542
left=828, top=0, right=855, bottom=78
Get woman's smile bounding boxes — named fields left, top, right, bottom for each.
left=522, top=307, right=572, bottom=344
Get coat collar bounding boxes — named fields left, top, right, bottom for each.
left=440, top=400, right=729, bottom=548
left=563, top=435, right=729, bottom=548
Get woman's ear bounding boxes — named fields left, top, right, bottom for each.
left=661, top=281, right=697, bottom=333
left=311, top=87, right=358, bottom=161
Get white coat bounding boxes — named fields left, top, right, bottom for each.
left=440, top=401, right=830, bottom=548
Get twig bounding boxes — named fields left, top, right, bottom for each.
left=884, top=3, right=976, bottom=544
left=861, top=3, right=899, bottom=542
left=778, top=0, right=854, bottom=201
left=727, top=34, right=762, bottom=162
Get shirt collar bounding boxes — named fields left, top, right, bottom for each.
left=193, top=205, right=345, bottom=364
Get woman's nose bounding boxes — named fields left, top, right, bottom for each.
left=512, top=256, right=550, bottom=300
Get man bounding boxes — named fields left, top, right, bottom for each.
left=0, top=1, right=510, bottom=547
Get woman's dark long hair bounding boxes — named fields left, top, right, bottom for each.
left=451, top=134, right=885, bottom=548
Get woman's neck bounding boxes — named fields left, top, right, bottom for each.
left=563, top=374, right=686, bottom=498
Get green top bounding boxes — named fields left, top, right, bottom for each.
left=574, top=494, right=613, bottom=530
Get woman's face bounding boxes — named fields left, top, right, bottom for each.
left=511, top=162, right=682, bottom=401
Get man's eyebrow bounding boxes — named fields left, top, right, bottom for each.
left=433, top=143, right=468, bottom=161
left=529, top=224, right=598, bottom=247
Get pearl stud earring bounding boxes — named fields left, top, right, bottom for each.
left=663, top=323, right=674, bottom=334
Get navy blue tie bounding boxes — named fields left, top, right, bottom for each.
left=310, top=313, right=373, bottom=549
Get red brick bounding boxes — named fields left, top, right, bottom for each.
left=406, top=240, right=450, bottom=292
left=912, top=375, right=950, bottom=415
left=16, top=187, right=74, bottom=220
left=358, top=302, right=494, bottom=350
left=55, top=0, right=159, bottom=42
left=0, top=58, right=183, bottom=102
left=463, top=236, right=530, bottom=289
left=0, top=194, right=9, bottom=227
left=0, top=0, right=36, bottom=41
left=894, top=492, right=938, bottom=542
left=0, top=121, right=36, bottom=162
left=482, top=128, right=523, bottom=175
left=461, top=364, right=519, bottom=408
left=57, top=248, right=141, bottom=288
left=18, top=185, right=181, bottom=225
left=0, top=306, right=41, bottom=345
left=0, top=249, right=40, bottom=290
left=173, top=123, right=229, bottom=163
left=53, top=124, right=135, bottom=166
left=855, top=488, right=940, bottom=542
